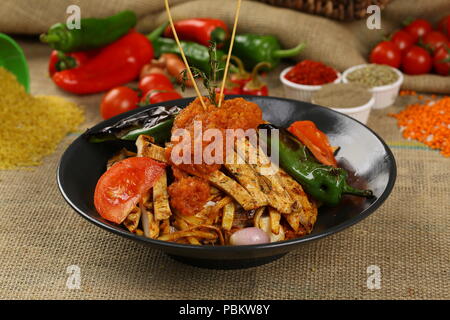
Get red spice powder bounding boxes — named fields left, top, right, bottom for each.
left=284, top=60, right=338, bottom=85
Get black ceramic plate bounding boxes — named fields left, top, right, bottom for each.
left=57, top=96, right=396, bottom=269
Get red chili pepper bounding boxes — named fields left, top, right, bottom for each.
left=164, top=18, right=229, bottom=47
left=229, top=55, right=251, bottom=86
left=215, top=80, right=242, bottom=95
left=52, top=31, right=153, bottom=94
left=48, top=50, right=93, bottom=76
left=242, top=62, right=271, bottom=96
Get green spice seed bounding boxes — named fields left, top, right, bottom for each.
left=311, top=83, right=373, bottom=109
left=346, top=64, right=399, bottom=87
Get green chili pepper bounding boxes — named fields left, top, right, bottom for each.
left=231, top=34, right=306, bottom=70
left=259, top=124, right=373, bottom=206
left=85, top=106, right=181, bottom=144
left=148, top=23, right=225, bottom=74
left=147, top=22, right=169, bottom=43
left=153, top=37, right=226, bottom=74
left=40, top=10, right=137, bottom=52
left=121, top=118, right=174, bottom=143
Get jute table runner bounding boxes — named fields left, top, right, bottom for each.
left=0, top=39, right=448, bottom=300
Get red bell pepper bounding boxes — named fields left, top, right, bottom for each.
left=242, top=62, right=270, bottom=96
left=288, top=121, right=337, bottom=167
left=48, top=50, right=93, bottom=76
left=164, top=18, right=229, bottom=47
left=52, top=31, right=153, bottom=94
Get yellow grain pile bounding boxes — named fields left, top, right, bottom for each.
left=0, top=67, right=84, bottom=169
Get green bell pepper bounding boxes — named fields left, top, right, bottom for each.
left=230, top=34, right=306, bottom=70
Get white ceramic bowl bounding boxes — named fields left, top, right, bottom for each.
left=280, top=66, right=342, bottom=102
left=323, top=96, right=375, bottom=125
left=342, top=64, right=403, bottom=109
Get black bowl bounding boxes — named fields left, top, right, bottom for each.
left=57, top=96, right=396, bottom=269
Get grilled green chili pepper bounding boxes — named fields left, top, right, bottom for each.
left=148, top=23, right=225, bottom=74
left=40, top=10, right=137, bottom=52
left=230, top=34, right=306, bottom=70
left=259, top=123, right=373, bottom=206
left=85, top=106, right=181, bottom=144
left=121, top=118, right=174, bottom=142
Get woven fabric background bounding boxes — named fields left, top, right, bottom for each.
left=1, top=0, right=450, bottom=93
left=0, top=37, right=449, bottom=300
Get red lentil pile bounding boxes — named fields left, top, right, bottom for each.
left=284, top=60, right=338, bottom=85
left=390, top=96, right=450, bottom=157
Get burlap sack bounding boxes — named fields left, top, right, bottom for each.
left=1, top=0, right=450, bottom=93
left=0, top=40, right=449, bottom=299
left=0, top=8, right=449, bottom=300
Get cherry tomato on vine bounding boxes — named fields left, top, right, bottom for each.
left=402, top=45, right=432, bottom=75
left=370, top=41, right=401, bottom=68
left=140, top=89, right=182, bottom=104
left=100, top=86, right=139, bottom=120
left=433, top=45, right=450, bottom=76
left=391, top=30, right=415, bottom=52
left=423, top=31, right=449, bottom=53
left=437, top=15, right=450, bottom=36
left=404, top=19, right=433, bottom=42
left=138, top=73, right=174, bottom=95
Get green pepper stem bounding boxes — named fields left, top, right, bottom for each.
left=245, top=61, right=271, bottom=89
left=229, top=56, right=247, bottom=75
left=211, top=27, right=227, bottom=44
left=147, top=22, right=169, bottom=42
left=40, top=33, right=59, bottom=44
left=273, top=42, right=306, bottom=59
left=343, top=185, right=373, bottom=198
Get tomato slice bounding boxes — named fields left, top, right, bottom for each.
left=94, top=157, right=166, bottom=224
left=288, top=121, right=337, bottom=167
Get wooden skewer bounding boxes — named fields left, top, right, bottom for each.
left=218, top=0, right=242, bottom=108
left=164, top=0, right=207, bottom=111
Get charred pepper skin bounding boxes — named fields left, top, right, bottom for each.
left=259, top=123, right=373, bottom=206
left=230, top=34, right=306, bottom=70
left=40, top=10, right=137, bottom=52
left=86, top=106, right=182, bottom=144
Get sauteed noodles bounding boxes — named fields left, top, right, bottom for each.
left=89, top=96, right=372, bottom=246
left=89, top=0, right=372, bottom=246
